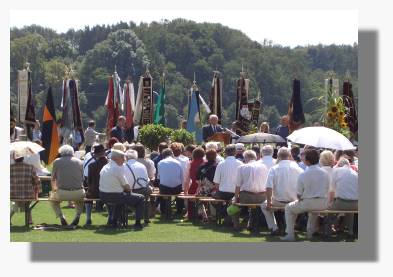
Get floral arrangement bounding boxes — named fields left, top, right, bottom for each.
left=325, top=79, right=350, bottom=138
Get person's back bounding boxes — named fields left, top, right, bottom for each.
left=214, top=155, right=243, bottom=193
left=52, top=156, right=83, bottom=190
left=237, top=160, right=268, bottom=193
left=331, top=166, right=358, bottom=200
left=124, top=159, right=149, bottom=189
left=99, top=160, right=126, bottom=193
left=297, top=164, right=330, bottom=199
left=10, top=162, right=38, bottom=199
left=157, top=156, right=183, bottom=188
left=269, top=160, right=303, bottom=202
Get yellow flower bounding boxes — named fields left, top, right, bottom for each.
left=330, top=106, right=338, bottom=113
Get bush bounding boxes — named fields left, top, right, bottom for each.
left=138, top=124, right=173, bottom=151
left=170, top=128, right=195, bottom=146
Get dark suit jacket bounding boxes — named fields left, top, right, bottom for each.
left=202, top=124, right=224, bottom=142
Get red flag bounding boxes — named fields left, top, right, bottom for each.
left=105, top=76, right=119, bottom=136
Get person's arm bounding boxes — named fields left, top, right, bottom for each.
left=51, top=162, right=58, bottom=191
left=213, top=163, right=221, bottom=190
left=296, top=175, right=304, bottom=201
left=234, top=186, right=240, bottom=203
left=266, top=188, right=273, bottom=210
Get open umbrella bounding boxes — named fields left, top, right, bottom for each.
left=286, top=126, right=355, bottom=150
left=10, top=141, right=45, bottom=159
left=237, top=132, right=286, bottom=144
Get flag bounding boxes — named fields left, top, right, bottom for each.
left=209, top=71, right=222, bottom=123
left=288, top=78, right=305, bottom=133
left=133, top=77, right=143, bottom=126
left=235, top=73, right=251, bottom=133
left=124, top=79, right=135, bottom=142
left=41, top=87, right=60, bottom=164
left=153, top=76, right=166, bottom=125
left=134, top=70, right=153, bottom=126
left=69, top=79, right=84, bottom=144
left=24, top=70, right=36, bottom=140
left=105, top=74, right=121, bottom=136
left=343, top=80, right=358, bottom=135
left=186, top=82, right=203, bottom=143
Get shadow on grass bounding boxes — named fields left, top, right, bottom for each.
left=10, top=226, right=31, bottom=233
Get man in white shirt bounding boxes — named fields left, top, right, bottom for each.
left=99, top=149, right=145, bottom=230
left=261, top=147, right=303, bottom=235
left=213, top=144, right=243, bottom=200
left=124, top=149, right=151, bottom=225
left=259, top=145, right=276, bottom=170
left=328, top=158, right=358, bottom=236
left=281, top=149, right=330, bottom=241
left=232, top=150, right=269, bottom=230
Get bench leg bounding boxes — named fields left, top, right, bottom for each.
left=192, top=201, right=198, bottom=224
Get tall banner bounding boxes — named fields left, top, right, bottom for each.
left=186, top=82, right=203, bottom=143
left=135, top=70, right=153, bottom=126
left=17, top=69, right=29, bottom=124
left=250, top=99, right=261, bottom=127
left=105, top=71, right=123, bottom=136
left=124, top=80, right=135, bottom=142
left=235, top=73, right=251, bottom=133
left=209, top=71, right=222, bottom=123
left=343, top=80, right=358, bottom=135
left=24, top=70, right=36, bottom=141
left=288, top=78, right=305, bottom=133
left=61, top=79, right=84, bottom=144
left=153, top=75, right=166, bottom=125
left=42, top=87, right=60, bottom=164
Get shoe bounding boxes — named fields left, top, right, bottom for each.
left=60, top=217, right=68, bottom=226
left=133, top=223, right=143, bottom=231
left=70, top=217, right=80, bottom=226
left=143, top=220, right=150, bottom=226
left=270, top=229, right=281, bottom=236
left=85, top=219, right=92, bottom=226
left=280, top=234, right=296, bottom=241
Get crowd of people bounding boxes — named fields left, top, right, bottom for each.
left=10, top=114, right=359, bottom=241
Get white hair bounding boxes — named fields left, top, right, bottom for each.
left=209, top=114, right=218, bottom=120
left=58, top=144, right=74, bottom=156
left=277, top=147, right=291, bottom=160
left=319, top=150, right=335, bottom=167
left=337, top=157, right=350, bottom=167
left=243, top=150, right=257, bottom=162
left=126, top=149, right=138, bottom=160
left=261, top=145, right=274, bottom=157
left=205, top=141, right=218, bottom=151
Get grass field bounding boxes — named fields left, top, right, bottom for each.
left=10, top=202, right=356, bottom=243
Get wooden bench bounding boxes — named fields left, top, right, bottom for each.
left=149, top=193, right=184, bottom=220
left=198, top=198, right=231, bottom=225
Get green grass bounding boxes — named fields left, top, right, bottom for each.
left=10, top=202, right=357, bottom=243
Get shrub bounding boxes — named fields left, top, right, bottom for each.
left=138, top=124, right=173, bottom=151
left=171, top=128, right=195, bottom=146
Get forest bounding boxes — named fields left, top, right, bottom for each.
left=10, top=19, right=358, bottom=131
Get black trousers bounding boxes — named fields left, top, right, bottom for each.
left=159, top=184, right=184, bottom=214
left=212, top=190, right=234, bottom=219
left=85, top=145, right=92, bottom=153
left=99, top=191, right=144, bottom=222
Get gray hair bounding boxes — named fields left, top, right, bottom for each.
left=243, top=150, right=257, bottom=162
left=126, top=149, right=138, bottom=160
left=58, top=144, right=74, bottom=156
left=277, top=147, right=291, bottom=160
left=209, top=114, right=218, bottom=120
left=224, top=144, right=236, bottom=156
left=261, top=145, right=274, bottom=157
left=337, top=157, right=350, bottom=167
left=205, top=141, right=218, bottom=151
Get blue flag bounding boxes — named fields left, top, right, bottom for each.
left=186, top=87, right=202, bottom=143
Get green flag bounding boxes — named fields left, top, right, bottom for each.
left=154, top=77, right=166, bottom=125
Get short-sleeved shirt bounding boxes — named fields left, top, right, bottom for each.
left=124, top=159, right=149, bottom=189
left=52, top=156, right=83, bottom=190
left=236, top=160, right=268, bottom=193
left=330, top=165, right=358, bottom=200
left=259, top=156, right=276, bottom=171
left=157, top=157, right=183, bottom=188
left=213, top=156, right=243, bottom=193
left=266, top=160, right=303, bottom=202
left=297, top=164, right=329, bottom=199
left=99, top=160, right=128, bottom=193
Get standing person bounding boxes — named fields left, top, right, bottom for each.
left=259, top=122, right=270, bottom=133
left=261, top=147, right=303, bottom=235
left=184, top=147, right=205, bottom=220
left=202, top=114, right=224, bottom=142
left=10, top=154, right=41, bottom=225
left=259, top=145, right=276, bottom=170
left=85, top=144, right=108, bottom=225
left=328, top=158, right=358, bottom=236
left=72, top=127, right=83, bottom=151
left=110, top=116, right=126, bottom=142
left=84, top=120, right=102, bottom=153
left=99, top=149, right=145, bottom=230
left=281, top=149, right=330, bottom=241
left=124, top=149, right=152, bottom=225
left=275, top=115, right=289, bottom=147
left=232, top=150, right=269, bottom=231
left=32, top=120, right=42, bottom=142
left=157, top=149, right=184, bottom=214
left=49, top=145, right=85, bottom=226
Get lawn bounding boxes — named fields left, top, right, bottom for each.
left=10, top=202, right=356, bottom=243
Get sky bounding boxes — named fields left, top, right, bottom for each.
left=10, top=9, right=358, bottom=48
